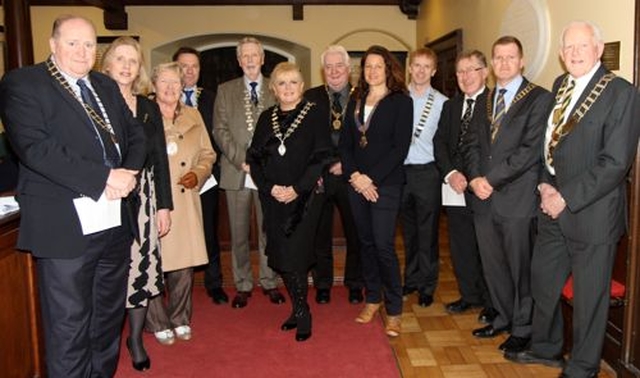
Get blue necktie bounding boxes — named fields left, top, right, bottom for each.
left=184, top=89, right=194, bottom=107
left=77, top=79, right=120, bottom=168
left=250, top=82, right=258, bottom=106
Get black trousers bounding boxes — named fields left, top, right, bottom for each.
left=445, top=204, right=491, bottom=307
left=349, top=185, right=403, bottom=315
left=400, top=163, right=441, bottom=296
left=201, top=184, right=223, bottom=292
left=531, top=211, right=616, bottom=377
left=37, top=226, right=131, bottom=378
left=474, top=211, right=535, bottom=338
left=312, top=173, right=363, bottom=290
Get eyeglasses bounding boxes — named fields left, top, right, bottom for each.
left=456, top=67, right=484, bottom=75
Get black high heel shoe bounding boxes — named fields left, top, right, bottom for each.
left=126, top=337, right=151, bottom=371
left=281, top=314, right=297, bottom=331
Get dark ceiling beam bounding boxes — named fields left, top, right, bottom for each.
left=0, top=1, right=422, bottom=21
left=78, top=0, right=128, bottom=29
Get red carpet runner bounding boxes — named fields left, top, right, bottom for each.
left=115, top=286, right=401, bottom=377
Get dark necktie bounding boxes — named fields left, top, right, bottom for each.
left=77, top=79, right=120, bottom=168
left=332, top=92, right=343, bottom=113
left=184, top=89, right=194, bottom=107
left=457, top=98, right=475, bottom=149
left=490, top=88, right=507, bottom=142
left=250, top=82, right=259, bottom=106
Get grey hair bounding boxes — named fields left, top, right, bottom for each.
left=560, top=20, right=604, bottom=48
left=236, top=37, right=264, bottom=58
left=320, top=45, right=350, bottom=67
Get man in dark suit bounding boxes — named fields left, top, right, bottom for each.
left=464, top=36, right=552, bottom=353
left=173, top=47, right=229, bottom=305
left=433, top=50, right=496, bottom=323
left=506, top=21, right=640, bottom=378
left=304, top=45, right=363, bottom=305
left=0, top=15, right=145, bottom=377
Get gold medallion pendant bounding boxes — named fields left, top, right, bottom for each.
left=359, top=135, right=368, bottom=148
left=332, top=119, right=342, bottom=130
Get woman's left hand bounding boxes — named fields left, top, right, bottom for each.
left=271, top=185, right=298, bottom=203
left=157, top=209, right=172, bottom=237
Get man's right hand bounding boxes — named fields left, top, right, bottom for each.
left=448, top=171, right=468, bottom=194
left=105, top=169, right=138, bottom=200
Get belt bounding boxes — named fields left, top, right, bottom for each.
left=404, top=162, right=435, bottom=169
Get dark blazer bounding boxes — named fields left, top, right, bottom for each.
left=339, top=91, right=413, bottom=187
left=464, top=78, right=552, bottom=217
left=137, top=96, right=172, bottom=211
left=304, top=85, right=351, bottom=164
left=434, top=88, right=489, bottom=181
left=0, top=62, right=146, bottom=258
left=541, top=66, right=640, bottom=244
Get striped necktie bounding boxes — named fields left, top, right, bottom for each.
left=547, top=79, right=575, bottom=166
left=490, top=88, right=507, bottom=142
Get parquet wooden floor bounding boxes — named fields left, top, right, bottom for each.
left=208, top=214, right=616, bottom=378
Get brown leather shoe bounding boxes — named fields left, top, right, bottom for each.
left=355, top=303, right=381, bottom=323
left=231, top=291, right=252, bottom=308
left=385, top=315, right=402, bottom=337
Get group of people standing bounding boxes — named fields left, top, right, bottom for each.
left=0, top=13, right=638, bottom=378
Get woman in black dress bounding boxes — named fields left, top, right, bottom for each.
left=102, top=37, right=173, bottom=371
left=247, top=62, right=331, bottom=342
left=339, top=45, right=413, bottom=337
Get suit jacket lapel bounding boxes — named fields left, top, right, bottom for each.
left=90, top=73, right=126, bottom=146
left=567, top=65, right=608, bottom=119
left=47, top=72, right=97, bottom=134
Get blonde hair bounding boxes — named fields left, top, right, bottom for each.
left=101, top=36, right=151, bottom=95
left=269, top=62, right=303, bottom=94
left=151, top=62, right=184, bottom=86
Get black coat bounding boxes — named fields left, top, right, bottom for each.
left=0, top=62, right=146, bottom=258
left=247, top=100, right=331, bottom=272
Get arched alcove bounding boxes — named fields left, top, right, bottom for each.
left=151, top=33, right=311, bottom=93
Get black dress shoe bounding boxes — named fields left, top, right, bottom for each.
left=478, top=307, right=498, bottom=324
left=348, top=288, right=364, bottom=304
left=231, top=291, right=252, bottom=308
left=209, top=287, right=229, bottom=304
left=418, top=294, right=434, bottom=307
left=402, top=286, right=417, bottom=296
left=126, top=337, right=151, bottom=371
left=472, top=324, right=510, bottom=338
left=315, top=288, right=331, bottom=304
left=295, top=313, right=312, bottom=342
left=504, top=350, right=565, bottom=368
left=446, top=299, right=482, bottom=314
left=499, top=335, right=530, bottom=352
left=281, top=314, right=296, bottom=331
left=263, top=288, right=286, bottom=304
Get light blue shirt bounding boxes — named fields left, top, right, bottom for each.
left=494, top=75, right=523, bottom=114
left=405, top=86, right=447, bottom=164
